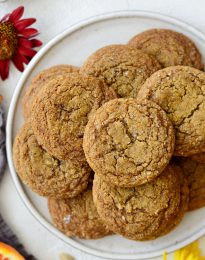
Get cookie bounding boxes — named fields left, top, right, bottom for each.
left=83, top=98, right=175, bottom=187
left=22, top=65, right=79, bottom=119
left=31, top=73, right=117, bottom=161
left=81, top=44, right=161, bottom=98
left=138, top=66, right=205, bottom=157
left=13, top=122, right=91, bottom=198
left=177, top=157, right=205, bottom=210
left=48, top=187, right=111, bottom=239
left=191, top=152, right=205, bottom=163
left=128, top=29, right=203, bottom=69
left=93, top=164, right=189, bottom=241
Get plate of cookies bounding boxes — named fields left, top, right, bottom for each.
left=6, top=10, right=205, bottom=259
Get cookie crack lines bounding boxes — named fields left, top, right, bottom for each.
left=178, top=101, right=203, bottom=127
left=128, top=29, right=203, bottom=69
left=31, top=73, right=116, bottom=161
left=93, top=164, right=187, bottom=240
left=138, top=66, right=205, bottom=156
left=23, top=66, right=80, bottom=120
left=84, top=98, right=175, bottom=187
left=14, top=122, right=91, bottom=199
left=81, top=44, right=161, bottom=98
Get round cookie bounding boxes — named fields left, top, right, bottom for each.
left=48, top=187, right=111, bottom=239
left=191, top=152, right=205, bottom=163
left=22, top=65, right=79, bottom=119
left=81, top=44, right=161, bottom=98
left=93, top=164, right=189, bottom=241
left=31, top=73, right=117, bottom=161
left=83, top=98, right=175, bottom=187
left=13, top=122, right=91, bottom=198
left=128, top=29, right=203, bottom=69
left=138, top=66, right=205, bottom=157
left=177, top=157, right=205, bottom=211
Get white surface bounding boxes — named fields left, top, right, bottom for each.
left=6, top=10, right=205, bottom=260
left=1, top=1, right=205, bottom=260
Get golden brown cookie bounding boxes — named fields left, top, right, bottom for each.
left=190, top=152, right=205, bottom=163
left=31, top=73, right=117, bottom=161
left=81, top=44, right=161, bottom=98
left=177, top=157, right=205, bottom=211
left=48, top=187, right=111, bottom=239
left=13, top=122, right=91, bottom=198
left=93, top=164, right=189, bottom=241
left=83, top=98, right=175, bottom=187
left=128, top=29, right=203, bottom=69
left=22, top=65, right=79, bottom=119
left=138, top=66, right=205, bottom=157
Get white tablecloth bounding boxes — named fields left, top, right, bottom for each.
left=1, top=0, right=205, bottom=259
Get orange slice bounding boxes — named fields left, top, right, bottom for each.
left=0, top=242, right=25, bottom=260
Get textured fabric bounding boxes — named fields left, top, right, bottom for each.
left=0, top=103, right=36, bottom=259
left=0, top=104, right=6, bottom=182
left=0, top=214, right=36, bottom=260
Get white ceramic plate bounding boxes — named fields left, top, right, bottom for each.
left=6, top=10, right=205, bottom=260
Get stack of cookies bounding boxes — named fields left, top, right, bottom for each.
left=13, top=28, right=205, bottom=241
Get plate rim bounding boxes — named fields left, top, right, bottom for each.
left=6, top=10, right=205, bottom=260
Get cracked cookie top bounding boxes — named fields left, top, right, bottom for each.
left=177, top=157, right=205, bottom=211
left=13, top=122, right=91, bottom=199
left=138, top=66, right=205, bottom=156
left=48, top=187, right=111, bottom=239
left=93, top=164, right=188, bottom=240
left=22, top=65, right=79, bottom=120
left=83, top=98, right=175, bottom=187
left=128, top=29, right=203, bottom=69
left=31, top=73, right=117, bottom=161
left=81, top=44, right=161, bottom=98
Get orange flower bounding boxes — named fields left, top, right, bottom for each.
left=0, top=242, right=25, bottom=260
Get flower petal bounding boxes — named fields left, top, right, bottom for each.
left=30, top=39, right=43, bottom=47
left=0, top=13, right=10, bottom=22
left=15, top=51, right=29, bottom=64
left=18, top=46, right=37, bottom=57
left=4, top=60, right=10, bottom=79
left=14, top=18, right=36, bottom=32
left=20, top=28, right=38, bottom=37
left=0, top=60, right=10, bottom=81
left=18, top=37, right=33, bottom=48
left=9, top=6, right=24, bottom=23
left=12, top=54, right=24, bottom=72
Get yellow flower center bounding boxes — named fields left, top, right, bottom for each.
left=0, top=21, right=18, bottom=60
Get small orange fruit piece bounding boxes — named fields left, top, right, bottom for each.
left=0, top=243, right=25, bottom=260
